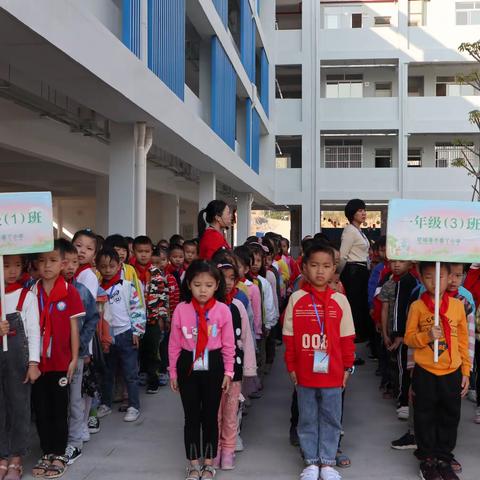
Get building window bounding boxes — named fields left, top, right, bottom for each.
left=456, top=1, right=480, bottom=25
left=324, top=139, right=362, bottom=168
left=436, top=76, right=475, bottom=96
left=276, top=0, right=302, bottom=30
left=326, top=74, right=363, bottom=98
left=375, top=149, right=392, bottom=168
left=408, top=76, right=424, bottom=96
left=351, top=13, right=362, bottom=28
left=408, top=148, right=422, bottom=167
left=276, top=135, right=302, bottom=168
left=409, top=0, right=427, bottom=26
left=374, top=16, right=391, bottom=27
left=375, top=82, right=393, bottom=97
left=325, top=14, right=340, bottom=29
left=276, top=65, right=302, bottom=99
left=435, top=143, right=476, bottom=167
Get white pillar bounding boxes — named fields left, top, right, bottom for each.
left=301, top=202, right=314, bottom=238
left=159, top=193, right=180, bottom=239
left=140, top=0, right=148, bottom=66
left=236, top=193, right=253, bottom=245
left=54, top=198, right=63, bottom=239
left=108, top=123, right=136, bottom=236
left=198, top=172, right=216, bottom=210
left=398, top=62, right=409, bottom=198
left=95, top=176, right=109, bottom=237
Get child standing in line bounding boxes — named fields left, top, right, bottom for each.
left=283, top=242, right=355, bottom=480
left=96, top=249, right=146, bottom=422
left=72, top=230, right=99, bottom=301
left=169, top=261, right=235, bottom=480
left=168, top=244, right=186, bottom=288
left=405, top=262, right=470, bottom=480
left=215, top=262, right=257, bottom=470
left=0, top=255, right=40, bottom=480
left=61, top=240, right=100, bottom=465
left=32, top=241, right=83, bottom=479
left=183, top=240, right=199, bottom=270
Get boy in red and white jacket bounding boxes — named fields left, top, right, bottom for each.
left=283, top=243, right=355, bottom=480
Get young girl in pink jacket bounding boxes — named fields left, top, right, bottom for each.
left=169, top=260, right=235, bottom=480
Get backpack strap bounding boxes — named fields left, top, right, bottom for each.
left=16, top=288, right=29, bottom=312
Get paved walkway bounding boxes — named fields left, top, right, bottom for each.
left=23, top=346, right=479, bottom=480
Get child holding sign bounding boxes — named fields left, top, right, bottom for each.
left=405, top=262, right=470, bottom=480
left=0, top=255, right=41, bottom=480
left=283, top=242, right=355, bottom=480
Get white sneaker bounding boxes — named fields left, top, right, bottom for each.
left=300, top=465, right=319, bottom=480
left=124, top=407, right=140, bottom=422
left=320, top=466, right=342, bottom=480
left=397, top=406, right=409, bottom=420
left=97, top=404, right=112, bottom=418
left=235, top=435, right=244, bottom=452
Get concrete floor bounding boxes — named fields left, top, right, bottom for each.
left=23, top=346, right=479, bottom=480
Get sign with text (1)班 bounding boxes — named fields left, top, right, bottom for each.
left=387, top=198, right=480, bottom=263
left=0, top=192, right=54, bottom=255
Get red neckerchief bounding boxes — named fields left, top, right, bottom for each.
left=20, top=272, right=31, bottom=286
left=74, top=264, right=91, bottom=279
left=446, top=289, right=459, bottom=298
left=183, top=262, right=190, bottom=271
left=101, top=271, right=122, bottom=291
left=420, top=291, right=452, bottom=362
left=274, top=254, right=282, bottom=262
left=191, top=297, right=216, bottom=367
left=225, top=287, right=239, bottom=305
left=135, top=262, right=152, bottom=286
left=239, top=277, right=247, bottom=283
left=38, top=277, right=68, bottom=359
left=302, top=282, right=334, bottom=353
left=392, top=274, right=402, bottom=282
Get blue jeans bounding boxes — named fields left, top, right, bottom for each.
left=297, top=385, right=342, bottom=466
left=101, top=330, right=140, bottom=410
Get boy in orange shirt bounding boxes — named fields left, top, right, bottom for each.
left=405, top=262, right=470, bottom=480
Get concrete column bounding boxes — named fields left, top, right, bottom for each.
left=159, top=193, right=180, bottom=239
left=108, top=123, right=136, bottom=236
left=290, top=205, right=301, bottom=257
left=198, top=172, right=216, bottom=211
left=236, top=193, right=253, bottom=244
left=54, top=198, right=63, bottom=239
left=95, top=176, right=109, bottom=237
left=398, top=62, right=409, bottom=198
left=301, top=202, right=314, bottom=239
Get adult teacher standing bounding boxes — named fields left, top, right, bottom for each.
left=339, top=199, right=372, bottom=363
left=198, top=200, right=232, bottom=260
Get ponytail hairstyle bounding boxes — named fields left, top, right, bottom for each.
left=197, top=200, right=228, bottom=238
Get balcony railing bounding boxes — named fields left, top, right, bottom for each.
left=324, top=146, right=362, bottom=168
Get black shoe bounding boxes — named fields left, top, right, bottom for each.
left=353, top=357, right=365, bottom=366
left=65, top=445, right=82, bottom=465
left=419, top=459, right=442, bottom=480
left=391, top=432, right=417, bottom=450
left=289, top=427, right=299, bottom=447
left=437, top=460, right=460, bottom=480
left=146, top=385, right=159, bottom=394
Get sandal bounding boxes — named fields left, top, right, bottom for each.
left=0, top=463, right=8, bottom=480
left=185, top=463, right=201, bottom=480
left=336, top=450, right=351, bottom=468
left=44, top=456, right=68, bottom=479
left=201, top=465, right=216, bottom=479
left=5, top=464, right=23, bottom=480
left=451, top=458, right=462, bottom=473
left=32, top=456, right=51, bottom=478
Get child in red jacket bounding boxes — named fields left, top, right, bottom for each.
left=283, top=242, right=355, bottom=480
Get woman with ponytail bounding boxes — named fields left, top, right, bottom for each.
left=198, top=201, right=232, bottom=260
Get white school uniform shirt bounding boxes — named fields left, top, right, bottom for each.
left=5, top=289, right=41, bottom=362
left=257, top=275, right=278, bottom=330
left=76, top=268, right=99, bottom=300
left=265, top=269, right=280, bottom=320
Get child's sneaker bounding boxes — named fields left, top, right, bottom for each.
left=437, top=460, right=460, bottom=480
left=124, top=407, right=140, bottom=422
left=300, top=465, right=319, bottom=480
left=97, top=405, right=112, bottom=418
left=419, top=459, right=442, bottom=480
left=221, top=452, right=235, bottom=470
left=213, top=450, right=221, bottom=469
left=467, top=389, right=477, bottom=403
left=475, top=406, right=480, bottom=424
left=320, top=466, right=341, bottom=480
left=146, top=385, right=159, bottom=394
left=65, top=445, right=82, bottom=465
left=88, top=416, right=100, bottom=434
left=397, top=406, right=409, bottom=420
left=235, top=435, right=244, bottom=452
left=391, top=432, right=417, bottom=450
left=158, top=373, right=169, bottom=386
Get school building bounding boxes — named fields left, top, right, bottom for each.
left=0, top=1, right=478, bottom=247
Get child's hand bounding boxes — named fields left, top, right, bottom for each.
left=0, top=320, right=9, bottom=336
left=24, top=363, right=41, bottom=384
left=383, top=333, right=392, bottom=348
left=159, top=319, right=165, bottom=331
left=461, top=375, right=470, bottom=397
left=222, top=375, right=231, bottom=393
left=343, top=371, right=350, bottom=388
left=289, top=371, right=298, bottom=385
left=170, top=378, right=179, bottom=393
left=132, top=335, right=140, bottom=349
left=428, top=325, right=442, bottom=341
left=84, top=356, right=91, bottom=366
left=388, top=337, right=403, bottom=352
left=67, top=360, right=77, bottom=383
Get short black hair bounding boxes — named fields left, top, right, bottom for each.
left=344, top=199, right=366, bottom=223
left=181, top=260, right=225, bottom=302
left=169, top=234, right=184, bottom=247
left=233, top=246, right=253, bottom=268
left=96, top=247, right=120, bottom=265
left=133, top=236, right=153, bottom=249
left=54, top=238, right=77, bottom=257
left=125, top=236, right=134, bottom=244
left=281, top=237, right=290, bottom=248
left=170, top=244, right=184, bottom=253
left=105, top=234, right=129, bottom=251
left=419, top=261, right=451, bottom=275
left=301, top=237, right=315, bottom=253
left=72, top=229, right=98, bottom=252
left=183, top=240, right=198, bottom=251
left=302, top=241, right=335, bottom=265
left=158, top=247, right=169, bottom=258
left=375, top=235, right=387, bottom=249
left=449, top=262, right=466, bottom=272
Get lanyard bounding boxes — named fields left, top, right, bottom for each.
left=39, top=291, right=54, bottom=315
left=311, top=294, right=324, bottom=335
left=107, top=284, right=118, bottom=301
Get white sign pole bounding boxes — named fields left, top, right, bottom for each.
left=434, top=261, right=440, bottom=363
left=0, top=256, right=7, bottom=352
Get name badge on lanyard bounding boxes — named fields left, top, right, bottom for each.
left=39, top=295, right=53, bottom=358
left=311, top=295, right=329, bottom=374
left=192, top=312, right=209, bottom=371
